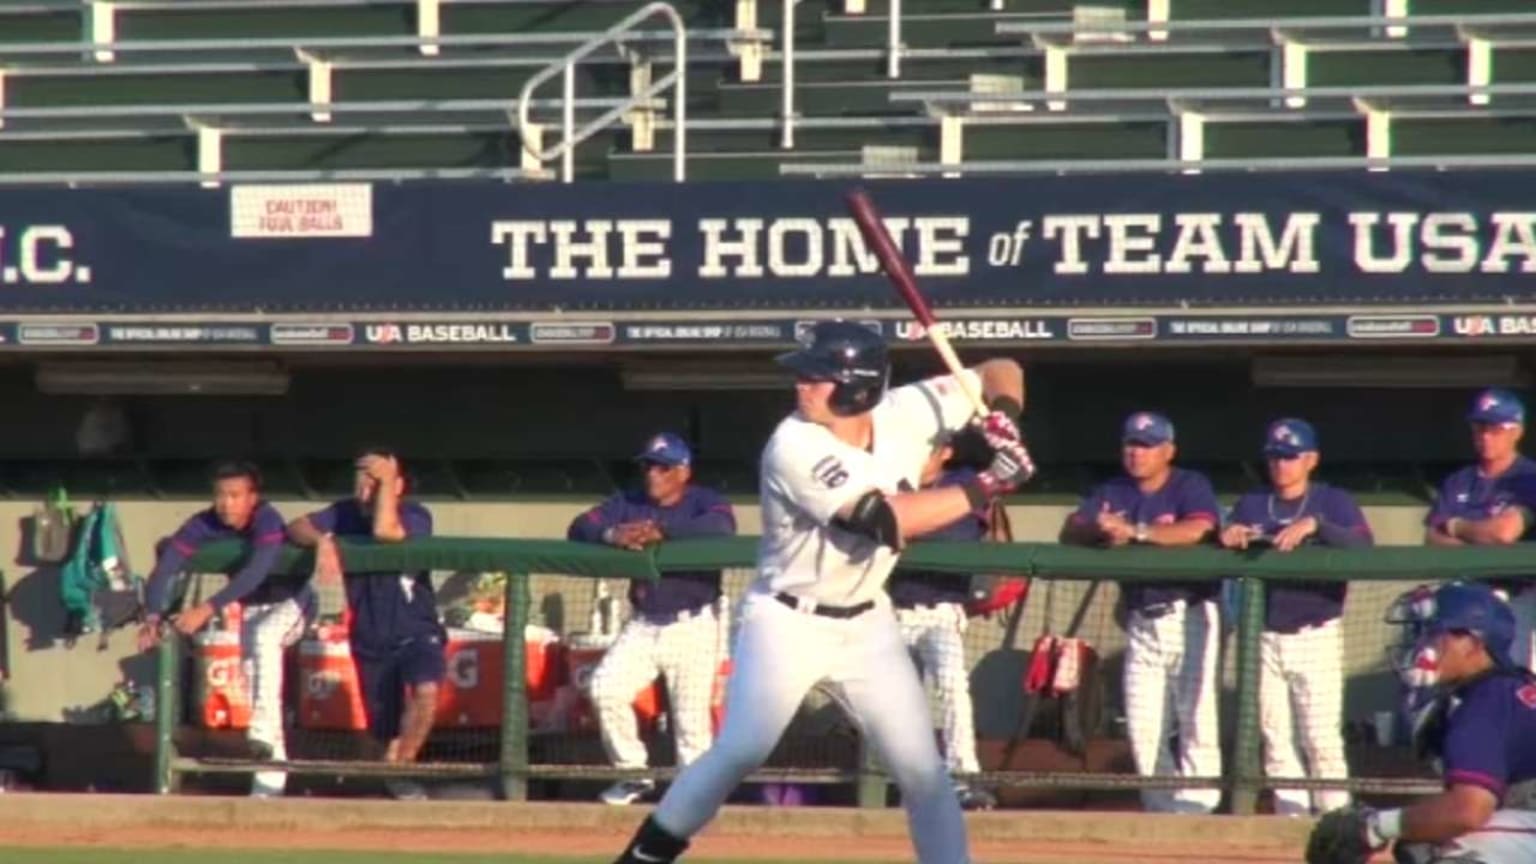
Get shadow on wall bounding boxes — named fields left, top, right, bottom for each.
left=9, top=516, right=70, bottom=652
left=9, top=515, right=159, bottom=722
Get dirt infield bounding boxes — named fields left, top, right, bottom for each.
left=0, top=793, right=1320, bottom=863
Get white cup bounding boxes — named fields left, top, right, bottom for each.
left=1374, top=710, right=1396, bottom=747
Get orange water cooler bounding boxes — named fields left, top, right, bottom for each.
left=195, top=606, right=252, bottom=730
left=297, top=627, right=369, bottom=730
left=297, top=625, right=568, bottom=731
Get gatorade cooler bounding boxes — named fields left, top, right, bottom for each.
left=195, top=626, right=252, bottom=729
left=435, top=626, right=566, bottom=728
left=297, top=629, right=368, bottom=731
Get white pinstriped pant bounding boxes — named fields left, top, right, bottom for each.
left=588, top=606, right=719, bottom=770
left=242, top=589, right=315, bottom=797
left=1395, top=811, right=1536, bottom=863
left=896, top=602, right=980, bottom=776
left=1259, top=619, right=1351, bottom=816
left=1123, top=598, right=1222, bottom=814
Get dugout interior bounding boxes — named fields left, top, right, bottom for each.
left=0, top=343, right=1525, bottom=799
left=0, top=345, right=1520, bottom=502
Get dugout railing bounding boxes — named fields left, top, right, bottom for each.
left=155, top=537, right=1529, bottom=812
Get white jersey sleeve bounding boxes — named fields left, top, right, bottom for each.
left=884, top=368, right=984, bottom=451
left=763, top=428, right=877, bottom=526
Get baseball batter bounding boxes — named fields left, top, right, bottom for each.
left=612, top=321, right=1034, bottom=864
left=1425, top=388, right=1536, bottom=670
left=890, top=445, right=994, bottom=810
left=1060, top=412, right=1221, bottom=814
left=1307, top=582, right=1536, bottom=864
left=1220, top=419, right=1372, bottom=816
left=568, top=432, right=737, bottom=806
left=140, top=461, right=312, bottom=798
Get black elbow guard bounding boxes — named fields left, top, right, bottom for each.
left=833, top=490, right=900, bottom=549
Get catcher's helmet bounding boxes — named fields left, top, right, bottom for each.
left=1424, top=581, right=1516, bottom=667
left=1386, top=581, right=1518, bottom=683
left=776, top=321, right=889, bottom=416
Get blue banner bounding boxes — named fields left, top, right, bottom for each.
left=0, top=172, right=1534, bottom=315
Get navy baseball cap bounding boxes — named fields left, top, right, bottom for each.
left=1467, top=388, right=1525, bottom=426
left=1263, top=418, right=1318, bottom=458
left=1122, top=412, right=1174, bottom=446
left=635, top=432, right=692, bottom=467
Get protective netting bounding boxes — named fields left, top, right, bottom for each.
left=163, top=538, right=1520, bottom=804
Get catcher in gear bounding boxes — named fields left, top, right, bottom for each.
left=1306, top=581, right=1536, bottom=864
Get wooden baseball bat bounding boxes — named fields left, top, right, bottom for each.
left=844, top=187, right=989, bottom=418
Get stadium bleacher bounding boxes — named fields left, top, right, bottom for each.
left=4, top=0, right=1536, bottom=182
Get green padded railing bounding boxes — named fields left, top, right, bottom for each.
left=157, top=538, right=1525, bottom=809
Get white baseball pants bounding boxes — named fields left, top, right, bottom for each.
left=896, top=603, right=981, bottom=776
left=589, top=606, right=720, bottom=770
left=1395, top=810, right=1536, bottom=863
left=242, top=589, right=315, bottom=797
left=1259, top=620, right=1351, bottom=815
left=1123, top=598, right=1222, bottom=814
left=653, top=589, right=969, bottom=864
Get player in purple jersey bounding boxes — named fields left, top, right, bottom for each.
left=1307, top=582, right=1536, bottom=864
left=568, top=433, right=737, bottom=806
left=288, top=447, right=442, bottom=800
left=1425, top=389, right=1536, bottom=671
left=888, top=440, right=994, bottom=811
left=1222, top=419, right=1373, bottom=816
left=1060, top=411, right=1221, bottom=813
left=140, top=461, right=312, bottom=798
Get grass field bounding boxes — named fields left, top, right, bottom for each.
left=3, top=852, right=892, bottom=864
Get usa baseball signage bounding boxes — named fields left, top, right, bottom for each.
left=0, top=171, right=1533, bottom=316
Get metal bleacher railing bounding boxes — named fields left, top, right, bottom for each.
left=7, top=2, right=1536, bottom=181
left=0, top=0, right=771, bottom=184
left=155, top=534, right=1529, bottom=812
left=778, top=9, right=1536, bottom=176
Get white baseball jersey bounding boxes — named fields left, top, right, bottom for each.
left=756, top=370, right=982, bottom=607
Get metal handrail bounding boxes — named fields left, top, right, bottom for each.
left=0, top=167, right=547, bottom=186
left=517, top=2, right=686, bottom=183
left=781, top=0, right=796, bottom=149
left=0, top=30, right=760, bottom=58
left=993, top=11, right=1536, bottom=38
left=0, top=96, right=646, bottom=123
left=779, top=153, right=1536, bottom=178
left=894, top=81, right=1536, bottom=109
left=2, top=0, right=620, bottom=9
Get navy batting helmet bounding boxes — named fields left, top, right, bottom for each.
left=776, top=321, right=889, bottom=416
left=1425, top=581, right=1517, bottom=667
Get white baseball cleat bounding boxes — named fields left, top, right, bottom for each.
left=385, top=779, right=428, bottom=801
left=601, top=778, right=657, bottom=806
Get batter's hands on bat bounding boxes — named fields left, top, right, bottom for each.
left=172, top=602, right=215, bottom=636
left=1305, top=805, right=1386, bottom=864
left=1273, top=516, right=1319, bottom=552
left=978, top=410, right=1021, bottom=444
left=974, top=432, right=1035, bottom=499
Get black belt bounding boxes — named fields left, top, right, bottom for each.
left=893, top=599, right=963, bottom=611
left=775, top=592, right=874, bottom=619
left=637, top=604, right=714, bottom=626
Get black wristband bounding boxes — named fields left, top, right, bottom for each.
left=962, top=477, right=991, bottom=511
left=987, top=394, right=1023, bottom=421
